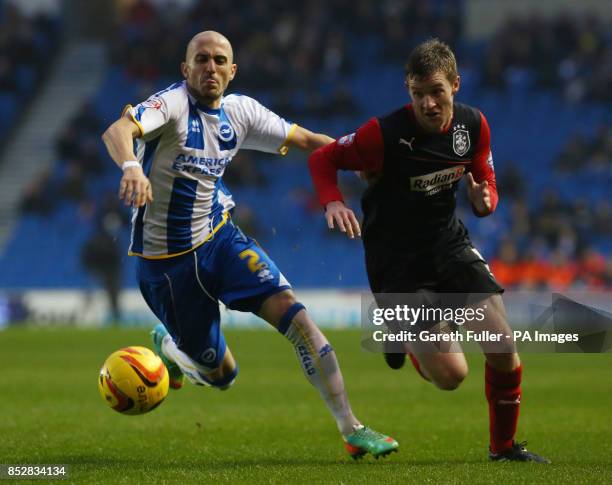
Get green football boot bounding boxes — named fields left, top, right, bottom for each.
left=151, top=323, right=184, bottom=390
left=344, top=426, right=399, bottom=459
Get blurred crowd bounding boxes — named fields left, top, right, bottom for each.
left=482, top=13, right=612, bottom=103
left=491, top=237, right=610, bottom=291
left=490, top=134, right=612, bottom=290
left=0, top=2, right=60, bottom=110
left=19, top=103, right=129, bottom=319
left=6, top=0, right=612, bottom=292
left=110, top=0, right=461, bottom=118
left=555, top=125, right=612, bottom=173
left=20, top=103, right=106, bottom=215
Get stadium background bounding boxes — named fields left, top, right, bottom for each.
left=0, top=0, right=610, bottom=326
left=0, top=1, right=611, bottom=482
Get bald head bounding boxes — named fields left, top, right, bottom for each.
left=181, top=30, right=237, bottom=109
left=185, top=31, right=234, bottom=64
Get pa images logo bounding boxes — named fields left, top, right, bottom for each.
left=452, top=124, right=470, bottom=156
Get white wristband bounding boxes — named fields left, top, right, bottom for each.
left=122, top=160, right=141, bottom=171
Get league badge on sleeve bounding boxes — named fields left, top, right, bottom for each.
left=487, top=150, right=494, bottom=170
left=141, top=97, right=163, bottom=110
left=338, top=133, right=356, bottom=146
left=452, top=124, right=470, bottom=156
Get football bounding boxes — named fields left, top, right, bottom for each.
left=98, top=346, right=169, bottom=415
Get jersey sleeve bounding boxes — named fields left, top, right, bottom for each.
left=469, top=111, right=499, bottom=216
left=122, top=95, right=171, bottom=138
left=308, top=117, right=384, bottom=206
left=237, top=96, right=294, bottom=155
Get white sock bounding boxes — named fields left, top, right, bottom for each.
left=283, top=317, right=361, bottom=436
left=161, top=335, right=212, bottom=386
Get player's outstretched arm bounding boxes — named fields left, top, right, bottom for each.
left=102, top=117, right=153, bottom=208
left=325, top=201, right=361, bottom=239
left=287, top=126, right=335, bottom=152
left=308, top=118, right=384, bottom=239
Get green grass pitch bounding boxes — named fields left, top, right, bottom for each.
left=1, top=327, right=611, bottom=484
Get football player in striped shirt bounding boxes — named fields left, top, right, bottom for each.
left=102, top=30, right=398, bottom=459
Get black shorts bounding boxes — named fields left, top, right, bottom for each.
left=365, top=244, right=504, bottom=340
left=365, top=244, right=504, bottom=295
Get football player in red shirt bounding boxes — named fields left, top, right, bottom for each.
left=308, top=39, right=549, bottom=463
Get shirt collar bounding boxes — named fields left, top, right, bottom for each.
left=187, top=92, right=222, bottom=115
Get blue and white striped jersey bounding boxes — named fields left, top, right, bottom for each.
left=123, top=81, right=295, bottom=259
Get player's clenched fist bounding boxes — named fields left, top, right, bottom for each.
left=119, top=166, right=153, bottom=207
left=325, top=201, right=361, bottom=239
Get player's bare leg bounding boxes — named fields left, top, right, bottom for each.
left=406, top=321, right=469, bottom=390
left=465, top=294, right=520, bottom=371
left=409, top=351, right=468, bottom=390
left=407, top=296, right=517, bottom=387
left=258, top=289, right=399, bottom=459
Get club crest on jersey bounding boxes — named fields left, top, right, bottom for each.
left=219, top=122, right=235, bottom=142
left=452, top=124, right=470, bottom=156
left=217, top=113, right=237, bottom=150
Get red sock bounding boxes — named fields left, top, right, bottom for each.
left=408, top=352, right=430, bottom=382
left=485, top=363, right=522, bottom=453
